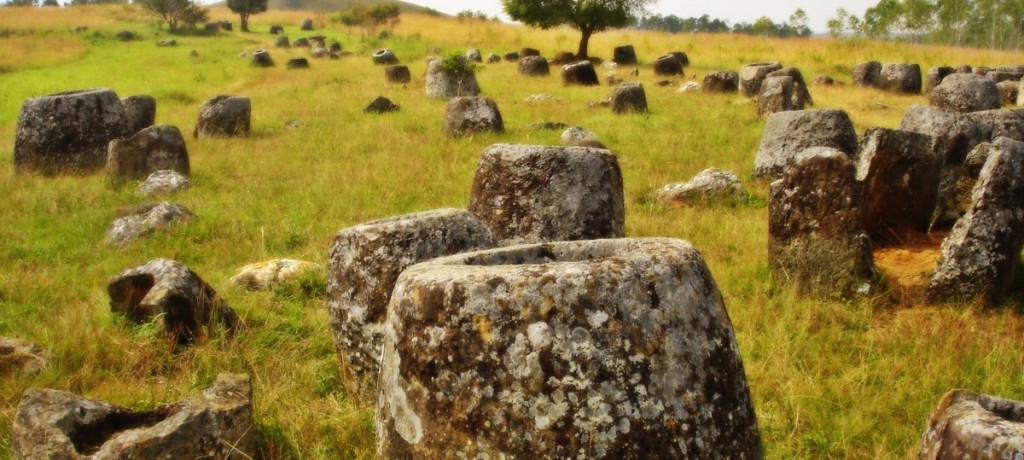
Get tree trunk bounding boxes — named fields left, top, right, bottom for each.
left=576, top=28, right=593, bottom=60
left=240, top=13, right=249, bottom=32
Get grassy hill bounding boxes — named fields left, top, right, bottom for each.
left=2, top=4, right=1024, bottom=459
left=266, top=0, right=436, bottom=14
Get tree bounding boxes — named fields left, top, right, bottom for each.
left=138, top=0, right=208, bottom=31
left=336, top=3, right=400, bottom=40
left=788, top=8, right=812, bottom=36
left=226, top=0, right=266, bottom=32
left=502, top=0, right=653, bottom=59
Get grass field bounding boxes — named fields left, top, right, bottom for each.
left=2, top=5, right=1024, bottom=458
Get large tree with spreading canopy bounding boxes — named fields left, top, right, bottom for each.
left=502, top=0, right=654, bottom=59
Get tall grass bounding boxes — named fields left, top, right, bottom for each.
left=1, top=5, right=1024, bottom=458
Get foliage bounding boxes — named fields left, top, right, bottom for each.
left=829, top=0, right=1024, bottom=49
left=502, top=0, right=653, bottom=58
left=226, top=0, right=267, bottom=32
left=439, top=49, right=478, bottom=75
left=335, top=3, right=399, bottom=40
left=137, top=0, right=208, bottom=31
left=637, top=9, right=812, bottom=38
left=3, top=0, right=38, bottom=7
left=455, top=10, right=494, bottom=22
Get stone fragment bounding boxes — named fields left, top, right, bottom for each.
left=925, top=66, right=955, bottom=93
left=561, top=61, right=599, bottom=86
left=194, top=95, right=250, bottom=138
left=138, top=169, right=191, bottom=196
left=754, top=109, right=858, bottom=179
left=469, top=144, right=624, bottom=245
left=560, top=126, right=601, bottom=146
left=107, top=259, right=239, bottom=345
left=517, top=55, right=550, bottom=76
left=106, top=202, right=193, bottom=247
left=372, top=48, right=399, bottom=65
left=767, top=67, right=813, bottom=107
left=918, top=389, right=1024, bottom=459
left=105, top=125, right=190, bottom=183
left=503, top=51, right=519, bottom=62
left=855, top=128, right=939, bottom=241
left=285, top=57, right=309, bottom=69
left=769, top=147, right=875, bottom=297
left=377, top=238, right=762, bottom=459
left=703, top=70, right=739, bottom=93
left=879, top=63, right=922, bottom=94
left=327, top=209, right=496, bottom=392
left=156, top=38, right=176, bottom=47
left=926, top=137, right=1024, bottom=305
left=929, top=73, right=1000, bottom=113
left=739, top=62, right=783, bottom=98
left=487, top=53, right=500, bottom=63
left=656, top=167, right=747, bottom=205
left=230, top=259, right=319, bottom=290
left=13, top=373, right=254, bottom=460
left=14, top=88, right=131, bottom=175
left=757, top=75, right=795, bottom=119
left=465, top=48, right=482, bottom=62
left=443, top=96, right=504, bottom=136
left=853, top=61, right=881, bottom=87
left=612, top=44, right=637, bottom=65
left=385, top=65, right=411, bottom=83
left=251, top=49, right=273, bottom=67
left=121, top=94, right=156, bottom=135
left=524, top=93, right=556, bottom=103
left=609, top=82, right=647, bottom=114
left=0, top=337, right=50, bottom=375
left=425, top=57, right=480, bottom=99
left=653, top=54, right=683, bottom=76
left=365, top=96, right=400, bottom=114
left=997, top=80, right=1018, bottom=106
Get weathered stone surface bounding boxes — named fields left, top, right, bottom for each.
left=926, top=137, right=1024, bottom=305
left=612, top=45, right=637, bottom=65
left=652, top=54, right=683, bottom=76
left=703, top=70, right=739, bottom=93
left=970, top=108, right=1024, bottom=142
left=269, top=24, right=283, bottom=34
left=307, top=35, right=326, bottom=48
left=853, top=61, right=881, bottom=87
left=524, top=93, right=556, bottom=103
left=610, top=82, right=647, bottom=114
left=121, top=94, right=156, bottom=134
left=156, top=38, right=176, bottom=47
left=986, top=71, right=1024, bottom=83
left=813, top=75, right=835, bottom=85
left=517, top=55, right=550, bottom=76
left=105, top=125, right=190, bottom=183
left=487, top=53, right=500, bottom=63
left=425, top=57, right=481, bottom=99
left=372, top=48, right=399, bottom=65
left=769, top=147, right=875, bottom=297
left=443, top=97, right=504, bottom=136
left=560, top=126, right=601, bottom=146
left=115, top=30, right=135, bottom=41
left=106, top=202, right=193, bottom=247
left=14, top=88, right=131, bottom=175
left=300, top=18, right=313, bottom=30
left=285, top=57, right=309, bottom=69
left=997, top=80, right=1018, bottom=106
left=929, top=73, right=1000, bottom=113
left=855, top=128, right=939, bottom=241
left=520, top=47, right=540, bottom=58
left=926, top=66, right=955, bottom=93
left=465, top=48, right=482, bottom=62
left=739, top=62, right=783, bottom=98
left=918, top=389, right=1024, bottom=459
left=469, top=144, right=624, bottom=245
left=329, top=41, right=342, bottom=52
left=292, top=37, right=309, bottom=47
left=1018, top=80, right=1024, bottom=106
left=194, top=95, right=250, bottom=138
left=230, top=259, right=319, bottom=290
left=138, top=169, right=191, bottom=196
left=757, top=76, right=795, bottom=119
left=561, top=61, right=600, bottom=86
left=767, top=67, right=813, bottom=107
left=952, top=142, right=994, bottom=217
left=13, top=373, right=254, bottom=460
left=667, top=51, right=689, bottom=67
left=879, top=63, right=923, bottom=94
left=656, top=168, right=747, bottom=205
left=365, top=96, right=400, bottom=114
left=385, top=65, right=411, bottom=83
left=956, top=64, right=973, bottom=74
left=376, top=238, right=762, bottom=459
left=0, top=337, right=50, bottom=375
left=754, top=109, right=858, bottom=179
left=503, top=51, right=519, bottom=62
left=327, top=209, right=497, bottom=392
left=107, top=259, right=239, bottom=345
left=251, top=49, right=273, bottom=67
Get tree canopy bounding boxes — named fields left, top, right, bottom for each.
left=227, top=0, right=267, bottom=32
left=502, top=0, right=653, bottom=59
left=827, top=0, right=1024, bottom=49
left=138, top=0, right=208, bottom=31
left=335, top=3, right=400, bottom=39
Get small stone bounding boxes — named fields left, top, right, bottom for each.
left=138, top=169, right=191, bottom=196
left=300, top=18, right=313, bottom=30
left=230, top=259, right=320, bottom=290
left=365, top=96, right=400, bottom=114
left=560, top=126, right=600, bottom=146
left=106, top=202, right=193, bottom=247
left=0, top=337, right=50, bottom=375
left=523, top=93, right=556, bottom=103
left=156, top=38, right=176, bottom=47
left=656, top=168, right=747, bottom=205
left=274, top=35, right=290, bottom=47
left=465, top=48, right=482, bottom=62
left=286, top=57, right=309, bottom=69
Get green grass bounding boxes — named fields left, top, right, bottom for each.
left=2, top=5, right=1024, bottom=459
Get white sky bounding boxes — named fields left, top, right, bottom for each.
left=406, top=0, right=882, bottom=34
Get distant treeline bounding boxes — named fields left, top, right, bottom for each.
left=634, top=12, right=813, bottom=38
left=827, top=0, right=1023, bottom=50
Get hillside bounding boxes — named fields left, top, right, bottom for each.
left=265, top=0, right=436, bottom=13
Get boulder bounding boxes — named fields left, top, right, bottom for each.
left=365, top=96, right=400, bottom=114
left=768, top=147, right=875, bottom=297
left=107, top=259, right=239, bottom=345
left=377, top=238, right=762, bottom=459
left=852, top=61, right=881, bottom=87
left=230, top=259, right=319, bottom=290
left=517, top=55, right=550, bottom=76
left=609, top=82, right=647, bottom=114
left=956, top=64, right=973, bottom=74
left=926, top=137, right=1024, bottom=305
left=156, top=38, right=176, bottom=47
left=925, top=66, right=955, bottom=93
left=667, top=51, right=689, bottom=66
left=468, top=144, right=624, bottom=245
left=757, top=76, right=795, bottom=119
left=918, top=389, right=1024, bottom=459
left=443, top=96, right=504, bottom=136
left=879, top=63, right=922, bottom=94
left=285, top=57, right=309, bottom=69
left=703, top=70, right=739, bottom=93
left=14, top=88, right=131, bottom=175
left=854, top=128, right=939, bottom=241
left=754, top=109, right=858, bottom=179
left=520, top=47, right=540, bottom=58
left=329, top=41, right=342, bottom=52
left=115, top=30, right=135, bottom=41
left=560, top=126, right=601, bottom=147
left=383, top=65, right=410, bottom=84
left=274, top=35, right=290, bottom=47
left=561, top=61, right=599, bottom=86
left=656, top=168, right=747, bottom=205
left=970, top=108, right=1024, bottom=142
left=372, top=48, right=399, bottom=65
left=487, top=53, right=500, bottom=63
left=106, top=202, right=193, bottom=247
left=194, top=95, right=250, bottom=138
left=105, top=125, right=190, bottom=183
left=653, top=54, right=683, bottom=76
left=300, top=18, right=313, bottom=30
left=121, top=94, right=156, bottom=135
left=465, top=48, right=482, bottom=62
left=739, top=62, right=783, bottom=98
left=0, top=337, right=50, bottom=375
left=986, top=71, right=1024, bottom=83
left=767, top=67, right=813, bottom=107
left=251, top=49, right=273, bottom=67
left=327, top=209, right=496, bottom=393
left=425, top=57, right=481, bottom=99
left=138, top=169, right=191, bottom=196
left=678, top=82, right=700, bottom=92
left=293, top=37, right=309, bottom=47
left=974, top=66, right=993, bottom=77
left=503, top=51, right=520, bottom=62
left=929, top=73, right=1000, bottom=113
left=997, top=80, right=1018, bottom=106
left=13, top=373, right=254, bottom=460
left=612, top=45, right=637, bottom=65
left=269, top=24, right=283, bottom=34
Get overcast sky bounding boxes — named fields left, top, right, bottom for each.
left=406, top=0, right=882, bottom=34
